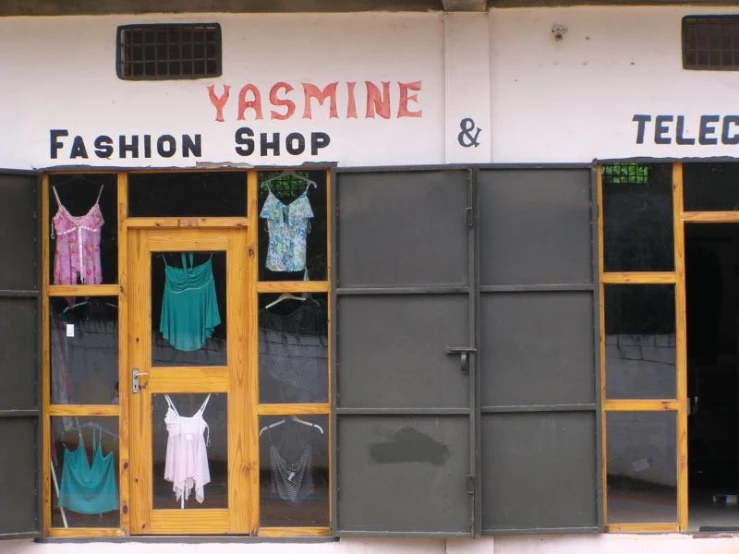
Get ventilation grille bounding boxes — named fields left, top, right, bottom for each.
left=683, top=16, right=739, bottom=70
left=117, top=23, right=222, bottom=80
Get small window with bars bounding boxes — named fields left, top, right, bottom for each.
left=117, top=23, right=222, bottom=80
left=683, top=15, right=739, bottom=70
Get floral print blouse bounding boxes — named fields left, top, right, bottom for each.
left=260, top=191, right=314, bottom=273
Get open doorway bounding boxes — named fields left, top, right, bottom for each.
left=687, top=223, right=739, bottom=531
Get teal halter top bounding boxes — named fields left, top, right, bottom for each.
left=160, top=253, right=221, bottom=352
left=58, top=427, right=119, bottom=515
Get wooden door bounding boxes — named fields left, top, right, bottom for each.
left=128, top=228, right=253, bottom=534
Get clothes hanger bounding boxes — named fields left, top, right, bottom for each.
left=260, top=171, right=317, bottom=190
left=265, top=293, right=306, bottom=310
left=301, top=293, right=322, bottom=307
left=160, top=252, right=212, bottom=267
left=62, top=298, right=118, bottom=314
left=52, top=175, right=103, bottom=187
left=290, top=415, right=324, bottom=434
left=60, top=419, right=117, bottom=443
left=258, top=415, right=324, bottom=437
left=62, top=300, right=89, bottom=314
left=76, top=421, right=118, bottom=439
left=258, top=418, right=285, bottom=436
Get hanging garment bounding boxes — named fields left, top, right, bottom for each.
left=160, top=254, right=221, bottom=352
left=259, top=190, right=314, bottom=272
left=52, top=185, right=105, bottom=285
left=58, top=427, right=119, bottom=514
left=268, top=429, right=315, bottom=503
left=163, top=394, right=211, bottom=508
left=259, top=302, right=328, bottom=403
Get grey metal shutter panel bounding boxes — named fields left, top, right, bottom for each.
left=0, top=171, right=40, bottom=539
left=478, top=167, right=601, bottom=534
left=333, top=169, right=476, bottom=537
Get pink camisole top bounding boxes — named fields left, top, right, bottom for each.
left=52, top=186, right=105, bottom=285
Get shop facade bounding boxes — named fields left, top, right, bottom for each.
left=3, top=5, right=739, bottom=554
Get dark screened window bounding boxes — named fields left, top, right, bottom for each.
left=684, top=163, right=739, bottom=211
left=602, top=163, right=674, bottom=272
left=117, top=24, right=222, bottom=80
left=683, top=16, right=739, bottom=70
left=128, top=172, right=246, bottom=217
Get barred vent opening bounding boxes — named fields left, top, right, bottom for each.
left=117, top=23, right=222, bottom=80
left=683, top=16, right=739, bottom=70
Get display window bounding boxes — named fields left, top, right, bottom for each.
left=40, top=170, right=332, bottom=537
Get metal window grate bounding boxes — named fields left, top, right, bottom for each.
left=683, top=16, right=739, bottom=70
left=602, top=163, right=649, bottom=185
left=117, top=23, right=222, bottom=80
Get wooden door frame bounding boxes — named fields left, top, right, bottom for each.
left=127, top=227, right=252, bottom=535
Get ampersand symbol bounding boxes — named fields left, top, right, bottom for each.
left=458, top=118, right=482, bottom=148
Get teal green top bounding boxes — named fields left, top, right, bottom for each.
left=58, top=427, right=119, bottom=515
left=160, top=253, right=221, bottom=352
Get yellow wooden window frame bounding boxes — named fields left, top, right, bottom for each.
left=41, top=169, right=333, bottom=538
left=598, top=163, right=687, bottom=533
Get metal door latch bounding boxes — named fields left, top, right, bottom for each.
left=446, top=346, right=476, bottom=373
left=132, top=368, right=149, bottom=394
left=466, top=474, right=475, bottom=495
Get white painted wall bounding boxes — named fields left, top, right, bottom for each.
left=0, top=13, right=447, bottom=169
left=5, top=8, right=739, bottom=168
left=490, top=6, right=739, bottom=162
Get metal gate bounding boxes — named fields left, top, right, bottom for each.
left=477, top=167, right=600, bottom=533
left=0, top=170, right=40, bottom=539
left=333, top=168, right=476, bottom=537
left=334, top=165, right=600, bottom=536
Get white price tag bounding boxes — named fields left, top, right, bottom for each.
left=66, top=324, right=75, bottom=338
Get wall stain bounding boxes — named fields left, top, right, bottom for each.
left=370, top=426, right=450, bottom=466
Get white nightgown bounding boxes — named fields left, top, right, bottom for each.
left=163, top=394, right=211, bottom=508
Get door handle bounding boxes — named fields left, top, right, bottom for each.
left=132, top=368, right=149, bottom=394
left=446, top=346, right=476, bottom=374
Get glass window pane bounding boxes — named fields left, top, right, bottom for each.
left=49, top=174, right=118, bottom=285
left=684, top=163, right=739, bottom=211
left=605, top=285, right=676, bottom=400
left=258, top=171, right=327, bottom=282
left=50, top=416, right=119, bottom=528
left=50, top=297, right=119, bottom=405
left=686, top=224, right=730, bottom=366
left=152, top=393, right=227, bottom=509
left=259, top=415, right=329, bottom=527
left=607, top=411, right=677, bottom=523
left=128, top=172, right=246, bottom=217
left=259, top=293, right=328, bottom=404
left=152, top=251, right=226, bottom=366
left=602, top=163, right=674, bottom=272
